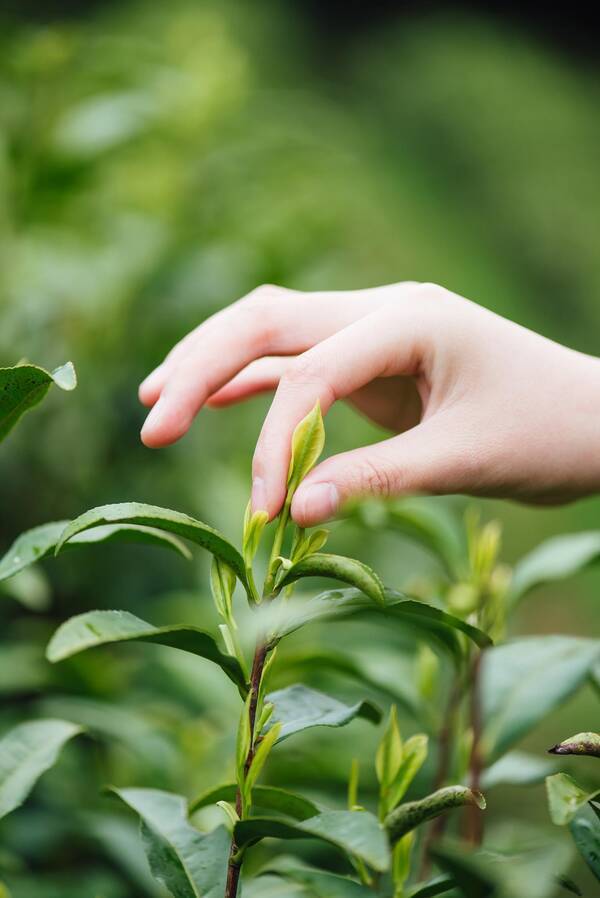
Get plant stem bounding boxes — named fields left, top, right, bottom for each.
left=263, top=496, right=291, bottom=595
left=225, top=641, right=269, bottom=898
left=466, top=650, right=484, bottom=846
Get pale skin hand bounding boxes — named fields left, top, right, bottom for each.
left=139, top=282, right=600, bottom=526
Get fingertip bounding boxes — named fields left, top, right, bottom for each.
left=140, top=399, right=191, bottom=448
left=139, top=366, right=165, bottom=406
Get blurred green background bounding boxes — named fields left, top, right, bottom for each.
left=0, top=1, right=599, bottom=895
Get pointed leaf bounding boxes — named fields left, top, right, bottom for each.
left=111, top=788, right=229, bottom=898
left=481, top=751, right=558, bottom=789
left=235, top=810, right=390, bottom=872
left=376, top=706, right=402, bottom=791
left=278, top=554, right=385, bottom=605
left=0, top=520, right=191, bottom=586
left=243, top=504, right=269, bottom=566
left=268, top=588, right=491, bottom=664
left=46, top=610, right=247, bottom=690
left=0, top=362, right=76, bottom=442
left=0, top=719, right=82, bottom=820
left=481, top=636, right=600, bottom=760
left=246, top=723, right=282, bottom=798
left=287, top=402, right=325, bottom=492
left=190, top=784, right=319, bottom=820
left=546, top=774, right=600, bottom=826
left=385, top=786, right=485, bottom=843
left=569, top=806, right=600, bottom=881
left=264, top=684, right=381, bottom=744
left=389, top=734, right=429, bottom=809
left=210, top=557, right=236, bottom=620
left=548, top=732, right=600, bottom=758
left=509, top=532, right=600, bottom=606
left=55, top=503, right=247, bottom=586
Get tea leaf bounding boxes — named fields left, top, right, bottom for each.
left=0, top=719, right=82, bottom=820
left=385, top=786, right=485, bottom=843
left=287, top=402, right=325, bottom=493
left=111, top=788, right=229, bottom=898
left=388, top=733, right=429, bottom=810
left=269, top=588, right=491, bottom=664
left=548, top=732, right=600, bottom=758
left=236, top=692, right=252, bottom=787
left=0, top=521, right=191, bottom=586
left=376, top=706, right=402, bottom=798
left=264, top=684, right=381, bottom=744
left=392, top=832, right=414, bottom=893
left=569, top=805, right=600, bottom=881
left=210, top=557, right=237, bottom=620
left=245, top=723, right=282, bottom=800
left=509, top=532, right=600, bottom=607
left=263, top=863, right=373, bottom=897
left=480, top=636, right=600, bottom=760
left=481, top=751, right=558, bottom=789
left=190, top=783, right=319, bottom=820
left=55, top=503, right=247, bottom=587
left=243, top=502, right=269, bottom=566
left=234, top=809, right=390, bottom=872
left=46, top=610, right=247, bottom=690
left=277, top=553, right=385, bottom=605
left=546, top=774, right=600, bottom=826
left=0, top=362, right=76, bottom=443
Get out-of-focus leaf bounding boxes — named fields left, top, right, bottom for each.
left=569, top=805, right=600, bottom=881
left=264, top=684, right=381, bottom=743
left=234, top=810, right=390, bottom=872
left=0, top=520, right=191, bottom=586
left=480, top=636, right=600, bottom=760
left=190, top=783, right=319, bottom=820
left=0, top=644, right=49, bottom=695
left=385, top=786, right=485, bottom=843
left=0, top=719, right=82, bottom=820
left=509, top=532, right=600, bottom=606
left=46, top=609, right=247, bottom=690
left=55, top=502, right=247, bottom=586
left=264, top=863, right=373, bottom=897
left=351, top=498, right=465, bottom=578
left=111, top=788, right=229, bottom=898
left=481, top=752, right=558, bottom=789
left=268, top=588, right=491, bottom=664
left=406, top=876, right=456, bottom=898
left=546, top=774, right=600, bottom=826
left=548, top=732, right=600, bottom=758
left=82, top=812, right=165, bottom=897
left=278, top=553, right=385, bottom=605
left=0, top=362, right=76, bottom=442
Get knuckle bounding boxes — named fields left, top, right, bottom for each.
left=280, top=357, right=336, bottom=405
left=357, top=456, right=397, bottom=498
left=243, top=284, right=289, bottom=351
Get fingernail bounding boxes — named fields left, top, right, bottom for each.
left=251, top=476, right=267, bottom=513
left=295, top=482, right=339, bottom=523
left=141, top=398, right=165, bottom=440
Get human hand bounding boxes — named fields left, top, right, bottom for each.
left=139, top=282, right=600, bottom=525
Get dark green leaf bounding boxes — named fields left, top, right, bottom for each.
left=406, top=877, right=456, bottom=898
left=0, top=362, right=76, bottom=442
left=480, top=636, right=600, bottom=760
left=190, top=783, right=319, bottom=820
left=546, top=774, right=600, bottom=826
left=569, top=805, right=600, bottom=881
left=481, top=752, right=558, bottom=789
left=0, top=719, right=82, bottom=820
left=385, top=786, right=485, bottom=843
left=278, top=554, right=385, bottom=605
left=265, top=863, right=373, bottom=897
left=46, top=610, right=247, bottom=690
left=111, top=788, right=229, bottom=898
left=264, top=684, right=381, bottom=743
left=234, top=810, right=390, bottom=872
left=55, top=502, right=247, bottom=587
left=0, top=520, right=191, bottom=586
left=429, top=843, right=495, bottom=898
left=267, top=588, right=490, bottom=664
left=509, top=532, right=600, bottom=606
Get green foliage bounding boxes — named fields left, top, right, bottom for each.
left=0, top=362, right=76, bottom=442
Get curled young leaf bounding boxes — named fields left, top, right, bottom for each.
left=55, top=503, right=248, bottom=588
left=0, top=361, right=76, bottom=443
left=46, top=610, right=247, bottom=691
left=385, top=786, right=485, bottom=844
left=210, top=557, right=237, bottom=621
left=388, top=734, right=429, bottom=811
left=287, top=401, right=325, bottom=494
left=376, top=706, right=403, bottom=812
left=277, top=553, right=385, bottom=605
left=548, top=732, right=600, bottom=758
left=243, top=502, right=269, bottom=567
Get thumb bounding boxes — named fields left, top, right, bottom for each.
left=291, top=417, right=472, bottom=527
